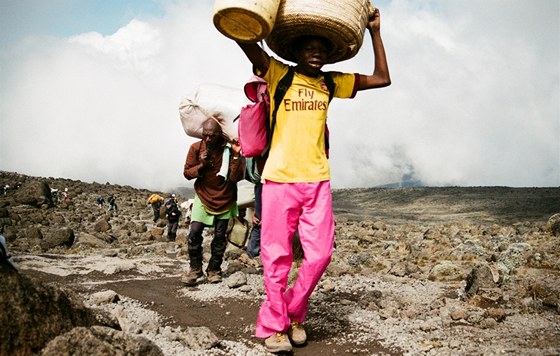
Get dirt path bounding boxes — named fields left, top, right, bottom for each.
left=23, top=267, right=399, bottom=355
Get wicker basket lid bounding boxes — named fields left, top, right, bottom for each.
left=266, top=0, right=375, bottom=64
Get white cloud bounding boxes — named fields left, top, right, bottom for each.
left=1, top=0, right=558, bottom=190
left=69, top=20, right=163, bottom=76
left=328, top=0, right=559, bottom=187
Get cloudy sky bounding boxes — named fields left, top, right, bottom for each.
left=1, top=0, right=558, bottom=191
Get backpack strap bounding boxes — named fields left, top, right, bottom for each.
left=268, top=67, right=295, bottom=146
left=322, top=72, right=335, bottom=103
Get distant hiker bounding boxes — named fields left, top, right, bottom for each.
left=107, top=195, right=118, bottom=215
left=236, top=7, right=390, bottom=353
left=96, top=196, right=105, bottom=208
left=181, top=118, right=246, bottom=286
left=165, top=194, right=178, bottom=207
left=147, top=194, right=164, bottom=223
left=50, top=188, right=60, bottom=203
left=165, top=200, right=182, bottom=241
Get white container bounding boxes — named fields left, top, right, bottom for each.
left=213, top=0, right=281, bottom=43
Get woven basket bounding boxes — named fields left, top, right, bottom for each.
left=213, top=0, right=281, bottom=43
left=266, top=0, right=375, bottom=64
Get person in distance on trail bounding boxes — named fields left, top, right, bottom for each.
left=107, top=194, right=118, bottom=215
left=148, top=194, right=164, bottom=223
left=236, top=7, right=391, bottom=353
left=165, top=193, right=178, bottom=207
left=164, top=199, right=181, bottom=242
left=96, top=196, right=105, bottom=208
left=182, top=118, right=246, bottom=286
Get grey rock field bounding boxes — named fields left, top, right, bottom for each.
left=1, top=171, right=559, bottom=355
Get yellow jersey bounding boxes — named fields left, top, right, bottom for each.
left=258, top=58, right=358, bottom=183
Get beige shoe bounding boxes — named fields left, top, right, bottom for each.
left=264, top=332, right=292, bottom=353
left=287, top=321, right=307, bottom=345
left=181, top=269, right=203, bottom=286
left=207, top=271, right=222, bottom=284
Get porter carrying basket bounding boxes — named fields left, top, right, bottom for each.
left=266, top=0, right=375, bottom=64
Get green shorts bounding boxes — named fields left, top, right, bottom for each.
left=191, top=195, right=238, bottom=226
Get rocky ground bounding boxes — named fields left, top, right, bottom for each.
left=1, top=170, right=559, bottom=356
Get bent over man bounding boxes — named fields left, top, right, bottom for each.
left=182, top=118, right=246, bottom=285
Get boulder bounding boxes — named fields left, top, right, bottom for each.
left=176, top=326, right=219, bottom=350
left=40, top=326, right=162, bottom=356
left=150, top=227, right=165, bottom=238
left=428, top=260, right=462, bottom=281
left=465, top=264, right=497, bottom=297
left=26, top=226, right=44, bottom=240
left=14, top=181, right=53, bottom=207
left=528, top=281, right=560, bottom=310
left=546, top=213, right=560, bottom=237
left=0, top=270, right=118, bottom=355
left=40, top=228, right=75, bottom=251
left=74, top=233, right=111, bottom=249
left=94, top=219, right=112, bottom=233
left=135, top=223, right=147, bottom=233
left=225, top=271, right=247, bottom=288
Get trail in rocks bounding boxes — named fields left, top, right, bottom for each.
left=2, top=171, right=560, bottom=355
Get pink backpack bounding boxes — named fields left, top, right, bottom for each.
left=237, top=75, right=270, bottom=158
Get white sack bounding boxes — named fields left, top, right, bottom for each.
left=179, top=83, right=248, bottom=141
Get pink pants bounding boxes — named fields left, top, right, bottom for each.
left=255, top=180, right=335, bottom=338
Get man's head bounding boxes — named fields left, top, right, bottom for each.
left=291, top=35, right=332, bottom=76
left=202, top=119, right=223, bottom=149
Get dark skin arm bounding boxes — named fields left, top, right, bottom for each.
left=358, top=8, right=391, bottom=90
left=237, top=8, right=391, bottom=90
left=237, top=42, right=270, bottom=76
